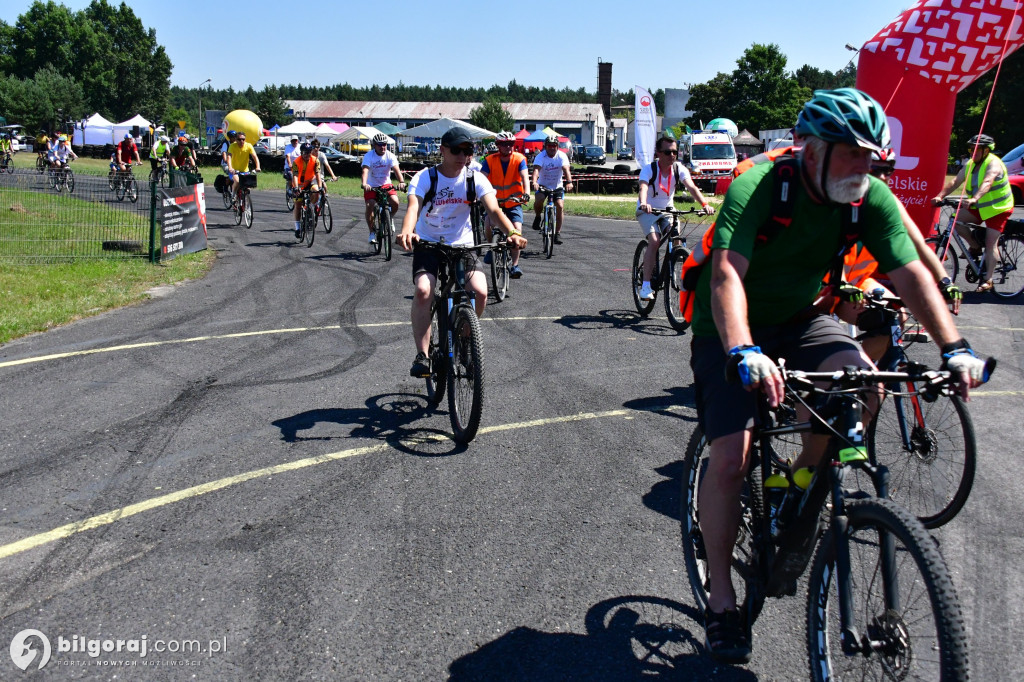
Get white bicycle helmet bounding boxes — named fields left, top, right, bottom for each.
left=495, top=131, right=516, bottom=142
left=372, top=133, right=389, bottom=145
left=159, top=135, right=169, bottom=142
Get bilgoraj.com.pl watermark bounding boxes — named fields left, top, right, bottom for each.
left=9, top=629, right=226, bottom=671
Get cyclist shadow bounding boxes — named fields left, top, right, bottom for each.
left=622, top=385, right=696, bottom=422
left=447, top=595, right=755, bottom=681
left=271, top=392, right=468, bottom=457
left=554, top=309, right=681, bottom=337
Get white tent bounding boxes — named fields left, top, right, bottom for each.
left=112, top=114, right=152, bottom=142
left=275, top=120, right=318, bottom=136
left=335, top=126, right=395, bottom=153
left=399, top=117, right=495, bottom=140
left=314, top=122, right=339, bottom=145
left=74, top=112, right=115, bottom=146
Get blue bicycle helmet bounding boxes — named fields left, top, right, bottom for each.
left=794, top=88, right=890, bottom=152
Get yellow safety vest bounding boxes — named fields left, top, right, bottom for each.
left=965, top=153, right=1014, bottom=220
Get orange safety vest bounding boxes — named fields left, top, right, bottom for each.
left=483, top=151, right=527, bottom=206
left=293, top=156, right=318, bottom=185
left=733, top=146, right=796, bottom=177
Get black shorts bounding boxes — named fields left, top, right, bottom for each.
left=411, top=247, right=483, bottom=283
left=690, top=315, right=865, bottom=442
left=537, top=187, right=565, bottom=201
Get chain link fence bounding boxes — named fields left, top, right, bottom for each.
left=0, top=166, right=157, bottom=263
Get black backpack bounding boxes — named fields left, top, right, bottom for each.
left=421, top=165, right=476, bottom=212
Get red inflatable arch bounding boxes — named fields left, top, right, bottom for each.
left=856, top=0, right=1024, bottom=233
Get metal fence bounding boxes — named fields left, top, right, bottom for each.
left=0, top=166, right=157, bottom=263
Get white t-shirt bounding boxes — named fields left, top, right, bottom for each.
left=637, top=161, right=691, bottom=210
left=285, top=147, right=301, bottom=170
left=466, top=159, right=482, bottom=172
left=361, top=149, right=400, bottom=187
left=54, top=143, right=74, bottom=162
left=410, top=167, right=495, bottom=246
left=533, top=150, right=569, bottom=189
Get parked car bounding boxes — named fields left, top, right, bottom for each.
left=617, top=146, right=634, bottom=160
left=317, top=146, right=345, bottom=161
left=571, top=144, right=585, bottom=163
left=1003, top=142, right=1024, bottom=175
left=581, top=145, right=606, bottom=165
left=1010, top=173, right=1024, bottom=205
left=253, top=142, right=272, bottom=155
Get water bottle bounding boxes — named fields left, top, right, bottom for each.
left=764, top=472, right=789, bottom=537
left=771, top=466, right=815, bottom=540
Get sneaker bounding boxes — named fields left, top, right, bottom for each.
left=483, top=251, right=492, bottom=265
left=532, top=217, right=541, bottom=231
left=369, top=232, right=377, bottom=244
left=553, top=233, right=563, bottom=244
left=639, top=282, right=655, bottom=300
left=704, top=607, right=751, bottom=664
left=294, top=228, right=302, bottom=240
left=510, top=265, right=523, bottom=279
left=410, top=352, right=430, bottom=378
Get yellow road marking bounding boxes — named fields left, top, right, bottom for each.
left=0, top=317, right=561, bottom=369
left=0, top=405, right=647, bottom=561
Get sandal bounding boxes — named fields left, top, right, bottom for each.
left=975, top=280, right=994, bottom=293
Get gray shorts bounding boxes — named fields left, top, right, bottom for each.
left=690, top=315, right=865, bottom=442
left=636, top=210, right=673, bottom=237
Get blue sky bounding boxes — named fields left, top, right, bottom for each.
left=3, top=0, right=914, bottom=93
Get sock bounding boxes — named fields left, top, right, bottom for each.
left=294, top=221, right=300, bottom=230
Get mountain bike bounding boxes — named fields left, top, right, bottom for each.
left=0, top=150, right=13, bottom=174
left=295, top=188, right=316, bottom=247
left=35, top=153, right=47, bottom=173
left=930, top=197, right=1024, bottom=298
left=682, top=363, right=983, bottom=680
left=233, top=172, right=256, bottom=229
left=853, top=293, right=976, bottom=528
left=112, top=164, right=139, bottom=203
left=148, top=157, right=169, bottom=187
left=536, top=184, right=559, bottom=258
left=488, top=193, right=529, bottom=303
left=416, top=239, right=489, bottom=443
left=371, top=186, right=396, bottom=260
left=50, top=162, right=75, bottom=193
left=631, top=207, right=703, bottom=331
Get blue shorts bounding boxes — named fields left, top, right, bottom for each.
left=501, top=205, right=524, bottom=225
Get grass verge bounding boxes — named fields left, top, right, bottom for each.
left=0, top=250, right=215, bottom=345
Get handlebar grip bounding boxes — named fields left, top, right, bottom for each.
left=983, top=357, right=997, bottom=383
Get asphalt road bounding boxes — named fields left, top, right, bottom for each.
left=1, top=188, right=1022, bottom=680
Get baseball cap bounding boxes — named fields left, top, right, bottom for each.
left=441, top=127, right=472, bottom=148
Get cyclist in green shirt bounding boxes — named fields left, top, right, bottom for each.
left=690, top=88, right=990, bottom=664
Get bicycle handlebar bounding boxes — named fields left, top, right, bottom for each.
left=648, top=207, right=701, bottom=216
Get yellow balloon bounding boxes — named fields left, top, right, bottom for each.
left=222, top=110, right=264, bottom=144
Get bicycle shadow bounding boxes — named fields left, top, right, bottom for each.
left=270, top=392, right=467, bottom=458
left=447, top=595, right=755, bottom=681
left=622, top=385, right=696, bottom=422
left=553, top=309, right=682, bottom=337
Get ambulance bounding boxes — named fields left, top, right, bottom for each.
left=682, top=130, right=737, bottom=192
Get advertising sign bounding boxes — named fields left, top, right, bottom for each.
left=159, top=184, right=207, bottom=260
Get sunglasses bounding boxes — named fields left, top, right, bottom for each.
left=496, top=141, right=514, bottom=146
left=374, top=141, right=387, bottom=146
left=447, top=146, right=472, bottom=156
left=659, top=148, right=677, bottom=155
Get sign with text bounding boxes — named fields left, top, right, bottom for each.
left=159, top=184, right=207, bottom=260
left=634, top=86, right=657, bottom=168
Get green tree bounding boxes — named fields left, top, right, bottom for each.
left=253, top=86, right=291, bottom=127
left=0, top=65, right=84, bottom=132
left=950, top=47, right=1024, bottom=158
left=684, top=72, right=734, bottom=129
left=468, top=99, right=515, bottom=133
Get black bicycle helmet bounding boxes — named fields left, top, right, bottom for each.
left=967, top=134, right=995, bottom=150
left=299, top=142, right=312, bottom=153
left=794, top=88, right=889, bottom=152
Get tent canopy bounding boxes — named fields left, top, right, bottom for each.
left=525, top=126, right=563, bottom=141
left=335, top=126, right=394, bottom=144
left=399, top=117, right=495, bottom=140
left=514, top=129, right=531, bottom=139
left=75, top=112, right=115, bottom=146
left=116, top=114, right=151, bottom=128
left=275, top=120, right=318, bottom=135
left=373, top=122, right=402, bottom=136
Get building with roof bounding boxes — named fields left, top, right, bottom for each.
left=284, top=100, right=611, bottom=150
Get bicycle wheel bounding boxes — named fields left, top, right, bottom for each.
left=159, top=168, right=168, bottom=188
left=115, top=178, right=126, bottom=201
left=448, top=305, right=485, bottom=443
left=374, top=209, right=385, bottom=255
left=925, top=236, right=959, bottom=284
left=304, top=205, right=315, bottom=247
left=992, top=232, right=1024, bottom=298
left=127, top=178, right=138, bottom=203
left=491, top=246, right=509, bottom=302
left=664, top=245, right=692, bottom=332
left=108, top=172, right=117, bottom=190
left=806, top=497, right=969, bottom=681
left=544, top=205, right=556, bottom=258
left=54, top=170, right=64, bottom=193
left=285, top=188, right=294, bottom=211
left=865, top=392, right=975, bottom=528
left=681, top=427, right=766, bottom=616
left=221, top=183, right=233, bottom=210
left=631, top=240, right=658, bottom=316
left=148, top=169, right=158, bottom=185
left=383, top=209, right=394, bottom=261
left=425, top=310, right=446, bottom=407
left=36, top=156, right=46, bottom=173
left=322, top=196, right=333, bottom=233
left=234, top=194, right=243, bottom=225
left=65, top=170, right=75, bottom=193
left=47, top=168, right=57, bottom=189
left=242, top=191, right=253, bottom=229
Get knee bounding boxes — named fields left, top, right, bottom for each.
left=707, top=434, right=750, bottom=483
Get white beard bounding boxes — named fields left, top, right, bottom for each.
left=817, top=162, right=870, bottom=203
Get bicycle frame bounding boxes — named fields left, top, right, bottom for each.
left=648, top=209, right=695, bottom=284
left=934, top=203, right=987, bottom=279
